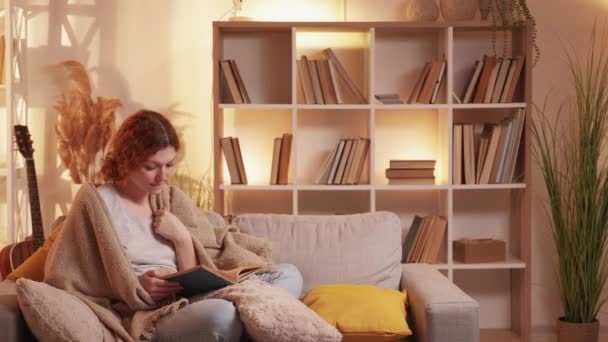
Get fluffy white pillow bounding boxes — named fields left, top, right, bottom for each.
left=16, top=278, right=105, bottom=342
left=206, top=279, right=342, bottom=342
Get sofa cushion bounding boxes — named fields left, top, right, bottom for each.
left=16, top=278, right=105, bottom=342
left=234, top=211, right=402, bottom=292
left=301, top=284, right=412, bottom=342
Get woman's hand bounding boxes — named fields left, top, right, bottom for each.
left=152, top=208, right=190, bottom=244
left=138, top=269, right=183, bottom=302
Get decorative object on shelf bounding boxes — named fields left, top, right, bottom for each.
left=439, top=0, right=478, bottom=21
left=453, top=238, right=506, bottom=263
left=531, top=25, right=608, bottom=342
left=54, top=60, right=121, bottom=184
left=486, top=0, right=539, bottom=66
left=403, top=0, right=440, bottom=22
left=229, top=0, right=255, bottom=21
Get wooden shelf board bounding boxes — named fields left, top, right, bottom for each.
left=481, top=328, right=522, bottom=342
left=453, top=255, right=526, bottom=270
left=376, top=184, right=450, bottom=191
left=453, top=103, right=527, bottom=109
left=297, top=185, right=371, bottom=191
left=374, top=104, right=450, bottom=110
left=452, top=183, right=526, bottom=190
left=296, top=104, right=371, bottom=110
left=219, top=104, right=292, bottom=110
left=219, top=184, right=294, bottom=191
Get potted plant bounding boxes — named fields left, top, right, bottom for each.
left=531, top=25, right=608, bottom=342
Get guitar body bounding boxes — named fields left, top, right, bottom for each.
left=0, top=237, right=34, bottom=279
left=0, top=125, right=45, bottom=280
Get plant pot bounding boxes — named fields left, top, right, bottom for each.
left=557, top=318, right=599, bottom=342
left=440, top=0, right=478, bottom=21
left=403, top=0, right=440, bottom=22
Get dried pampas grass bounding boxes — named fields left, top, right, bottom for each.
left=55, top=61, right=121, bottom=184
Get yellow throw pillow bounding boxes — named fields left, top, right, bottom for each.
left=301, top=284, right=412, bottom=342
left=7, top=221, right=65, bottom=282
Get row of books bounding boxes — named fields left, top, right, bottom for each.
left=385, top=159, right=436, bottom=185
left=407, top=59, right=447, bottom=104
left=402, top=215, right=447, bottom=264
left=270, top=134, right=293, bottom=185
left=220, top=136, right=248, bottom=184
left=460, top=55, right=525, bottom=104
left=298, top=48, right=367, bottom=105
left=220, top=59, right=251, bottom=104
left=453, top=109, right=526, bottom=185
left=315, top=137, right=370, bottom=185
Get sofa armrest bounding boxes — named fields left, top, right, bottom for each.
left=400, top=264, right=479, bottom=342
left=0, top=280, right=36, bottom=342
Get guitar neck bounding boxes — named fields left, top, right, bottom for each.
left=25, top=159, right=44, bottom=250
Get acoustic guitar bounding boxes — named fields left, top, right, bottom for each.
left=0, top=125, right=45, bottom=280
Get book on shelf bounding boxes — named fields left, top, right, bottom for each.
left=162, top=264, right=262, bottom=297
left=388, top=178, right=435, bottom=185
left=375, top=93, right=404, bottom=104
left=270, top=137, right=282, bottom=185
left=385, top=168, right=435, bottom=179
left=229, top=59, right=251, bottom=104
left=462, top=60, right=484, bottom=104
left=430, top=60, right=447, bottom=104
left=220, top=137, right=242, bottom=184
left=297, top=57, right=315, bottom=105
left=220, top=59, right=249, bottom=104
left=323, top=48, right=367, bottom=104
left=408, top=62, right=431, bottom=104
left=473, top=55, right=497, bottom=103
left=502, top=56, right=526, bottom=103
left=308, top=58, right=325, bottom=104
left=277, top=133, right=293, bottom=185
left=417, top=59, right=445, bottom=104
left=232, top=137, right=248, bottom=185
left=389, top=160, right=436, bottom=169
left=453, top=109, right=526, bottom=184
left=491, top=58, right=512, bottom=103
left=453, top=124, right=463, bottom=185
left=327, top=59, right=343, bottom=104
left=405, top=215, right=447, bottom=263
left=402, top=215, right=423, bottom=262
left=316, top=59, right=338, bottom=105
left=316, top=137, right=369, bottom=185
left=483, top=57, right=503, bottom=103
left=0, top=35, right=5, bottom=85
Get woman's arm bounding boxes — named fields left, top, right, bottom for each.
left=152, top=209, right=198, bottom=270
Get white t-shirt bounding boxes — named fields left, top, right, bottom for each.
left=97, top=183, right=178, bottom=275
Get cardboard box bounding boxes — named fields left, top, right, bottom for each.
left=453, top=238, right=506, bottom=263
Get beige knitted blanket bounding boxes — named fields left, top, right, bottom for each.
left=38, top=183, right=273, bottom=341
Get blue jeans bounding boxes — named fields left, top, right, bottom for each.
left=153, top=263, right=303, bottom=342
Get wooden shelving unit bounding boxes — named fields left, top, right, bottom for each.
left=213, top=21, right=532, bottom=342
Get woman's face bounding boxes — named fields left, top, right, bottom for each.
left=124, top=146, right=177, bottom=194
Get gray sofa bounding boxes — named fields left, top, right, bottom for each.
left=0, top=211, right=479, bottom=342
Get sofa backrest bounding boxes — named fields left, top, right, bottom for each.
left=234, top=211, right=402, bottom=293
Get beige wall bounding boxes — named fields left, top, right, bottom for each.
left=24, top=0, right=608, bottom=336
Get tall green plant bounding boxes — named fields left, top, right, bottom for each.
left=531, top=25, right=608, bottom=323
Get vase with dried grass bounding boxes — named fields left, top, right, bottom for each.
left=55, top=61, right=121, bottom=185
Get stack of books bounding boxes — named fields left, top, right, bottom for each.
left=453, top=109, right=526, bottom=185
left=297, top=48, right=367, bottom=105
left=315, top=137, right=370, bottom=185
left=407, top=59, right=447, bottom=104
left=220, top=136, right=247, bottom=184
left=269, top=133, right=293, bottom=185
left=460, top=55, right=525, bottom=104
left=220, top=59, right=250, bottom=104
left=401, top=215, right=447, bottom=263
left=385, top=160, right=436, bottom=185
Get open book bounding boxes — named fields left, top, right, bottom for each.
left=161, top=264, right=263, bottom=297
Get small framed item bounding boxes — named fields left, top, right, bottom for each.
left=453, top=238, right=506, bottom=263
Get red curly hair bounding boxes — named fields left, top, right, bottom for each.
left=100, top=110, right=180, bottom=182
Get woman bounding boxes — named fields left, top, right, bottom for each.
left=96, top=110, right=303, bottom=341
